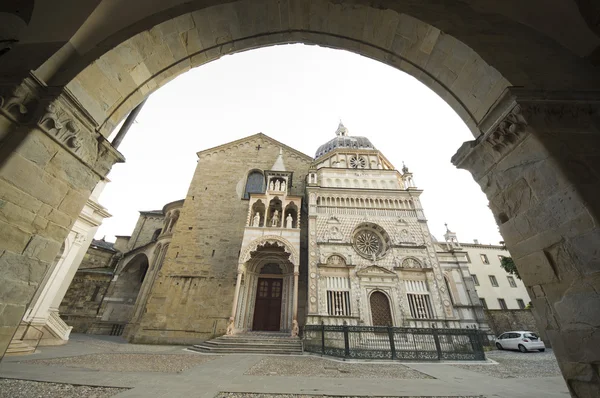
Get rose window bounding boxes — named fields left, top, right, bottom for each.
left=350, top=156, right=366, bottom=168
left=352, top=223, right=391, bottom=260
left=355, top=231, right=380, bottom=256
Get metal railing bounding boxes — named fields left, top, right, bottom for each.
left=304, top=324, right=486, bottom=361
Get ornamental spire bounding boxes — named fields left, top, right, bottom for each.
left=271, top=147, right=286, bottom=171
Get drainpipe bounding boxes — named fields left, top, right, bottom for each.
left=111, top=99, right=147, bottom=149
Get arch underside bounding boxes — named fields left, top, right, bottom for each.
left=56, top=0, right=598, bottom=140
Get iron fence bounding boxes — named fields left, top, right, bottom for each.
left=304, top=324, right=485, bottom=361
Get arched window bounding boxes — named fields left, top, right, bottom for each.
left=243, top=170, right=265, bottom=199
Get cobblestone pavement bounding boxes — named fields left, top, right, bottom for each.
left=24, top=353, right=217, bottom=373
left=0, top=379, right=127, bottom=398
left=245, top=356, right=434, bottom=379
left=453, top=349, right=562, bottom=379
left=0, top=335, right=569, bottom=398
left=216, top=394, right=483, bottom=398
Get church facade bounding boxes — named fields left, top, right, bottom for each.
left=112, top=124, right=487, bottom=345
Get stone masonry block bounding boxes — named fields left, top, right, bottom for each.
left=58, top=188, right=90, bottom=218
left=0, top=199, right=36, bottom=232
left=516, top=250, right=559, bottom=285
left=0, top=251, right=48, bottom=289
left=0, top=153, right=68, bottom=207
left=0, top=179, right=44, bottom=215
left=22, top=235, right=62, bottom=264
left=0, top=219, right=31, bottom=254
left=0, top=279, right=38, bottom=307
left=569, top=228, right=600, bottom=275
left=14, top=130, right=59, bottom=168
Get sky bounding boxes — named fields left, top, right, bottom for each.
left=96, top=44, right=503, bottom=245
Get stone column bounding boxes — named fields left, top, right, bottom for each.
left=0, top=75, right=124, bottom=359
left=452, top=89, right=600, bottom=398
left=291, top=270, right=300, bottom=337
left=227, top=268, right=244, bottom=335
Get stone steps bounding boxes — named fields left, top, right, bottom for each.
left=189, top=333, right=303, bottom=355
left=5, top=340, right=36, bottom=356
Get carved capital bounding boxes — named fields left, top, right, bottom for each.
left=485, top=104, right=527, bottom=153
left=0, top=74, right=124, bottom=179
left=452, top=89, right=600, bottom=175
left=0, top=75, right=43, bottom=124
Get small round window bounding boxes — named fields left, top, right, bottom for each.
left=350, top=156, right=366, bottom=168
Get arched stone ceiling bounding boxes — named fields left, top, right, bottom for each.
left=4, top=0, right=599, bottom=138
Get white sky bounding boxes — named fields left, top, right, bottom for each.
left=96, top=44, right=503, bottom=245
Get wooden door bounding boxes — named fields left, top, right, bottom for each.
left=370, top=291, right=393, bottom=327
left=252, top=278, right=283, bottom=331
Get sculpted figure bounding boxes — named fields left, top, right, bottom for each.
left=226, top=317, right=235, bottom=335
left=291, top=320, right=299, bottom=337
left=281, top=180, right=287, bottom=191
left=286, top=213, right=293, bottom=228
left=272, top=210, right=280, bottom=227
left=269, top=180, right=275, bottom=190
left=275, top=180, right=281, bottom=191
left=253, top=212, right=261, bottom=227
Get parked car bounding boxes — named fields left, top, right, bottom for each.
left=495, top=331, right=545, bottom=352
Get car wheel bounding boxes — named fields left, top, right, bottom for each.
left=495, top=343, right=503, bottom=350
left=518, top=344, right=527, bottom=353
left=539, top=349, right=545, bottom=352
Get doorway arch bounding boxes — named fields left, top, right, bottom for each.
left=369, top=290, right=393, bottom=327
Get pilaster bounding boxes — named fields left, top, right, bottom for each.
left=452, top=88, right=600, bottom=398
left=0, top=75, right=124, bottom=358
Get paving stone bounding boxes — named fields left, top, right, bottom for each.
left=24, top=353, right=217, bottom=373
left=0, top=379, right=127, bottom=398
left=244, top=356, right=434, bottom=379
left=453, top=349, right=561, bottom=379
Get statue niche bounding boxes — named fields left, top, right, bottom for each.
left=250, top=200, right=266, bottom=227
left=284, top=201, right=299, bottom=228
left=267, top=197, right=283, bottom=227
left=268, top=177, right=287, bottom=192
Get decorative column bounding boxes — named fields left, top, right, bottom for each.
left=291, top=269, right=300, bottom=337
left=452, top=89, right=600, bottom=398
left=227, top=267, right=244, bottom=335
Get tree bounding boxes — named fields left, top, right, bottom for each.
left=500, top=256, right=521, bottom=280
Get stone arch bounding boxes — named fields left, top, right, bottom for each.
left=266, top=197, right=283, bottom=227
left=53, top=0, right=595, bottom=138
left=239, top=235, right=299, bottom=266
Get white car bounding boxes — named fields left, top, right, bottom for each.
left=495, top=331, right=546, bottom=352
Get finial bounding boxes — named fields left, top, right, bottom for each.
left=402, top=162, right=409, bottom=174
left=444, top=223, right=449, bottom=232
left=279, top=147, right=283, bottom=155
left=335, top=121, right=348, bottom=137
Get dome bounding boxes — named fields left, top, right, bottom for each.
left=314, top=122, right=376, bottom=159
